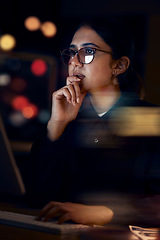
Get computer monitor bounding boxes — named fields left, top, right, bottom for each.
left=0, top=51, right=57, bottom=142
left=0, top=115, right=26, bottom=195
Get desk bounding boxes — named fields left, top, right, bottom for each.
left=0, top=201, right=143, bottom=240
left=0, top=224, right=134, bottom=240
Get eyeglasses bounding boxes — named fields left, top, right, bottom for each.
left=60, top=47, right=112, bottom=65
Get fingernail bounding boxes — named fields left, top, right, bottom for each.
left=77, top=97, right=80, bottom=103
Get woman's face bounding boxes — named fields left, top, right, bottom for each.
left=68, top=26, right=117, bottom=93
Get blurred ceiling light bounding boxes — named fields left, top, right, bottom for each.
left=22, top=104, right=38, bottom=119
left=0, top=34, right=16, bottom=51
left=31, top=59, right=47, bottom=76
left=12, top=96, right=29, bottom=111
left=41, top=21, right=57, bottom=37
left=0, top=74, right=11, bottom=86
left=24, top=16, right=41, bottom=31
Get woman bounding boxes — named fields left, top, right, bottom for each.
left=29, top=18, right=160, bottom=226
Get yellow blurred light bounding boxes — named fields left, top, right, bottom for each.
left=24, top=16, right=41, bottom=31
left=110, top=107, right=160, bottom=136
left=0, top=34, right=16, bottom=51
left=41, top=21, right=57, bottom=37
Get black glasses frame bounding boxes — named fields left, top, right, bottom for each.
left=60, top=47, right=112, bottom=65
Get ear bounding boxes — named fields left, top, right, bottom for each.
left=113, top=56, right=130, bottom=76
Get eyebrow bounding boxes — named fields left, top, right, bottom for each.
left=69, top=43, right=100, bottom=48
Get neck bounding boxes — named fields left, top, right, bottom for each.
left=89, top=84, right=121, bottom=114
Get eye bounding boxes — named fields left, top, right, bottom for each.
left=85, top=48, right=95, bottom=55
left=67, top=49, right=75, bottom=56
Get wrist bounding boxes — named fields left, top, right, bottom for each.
left=47, top=119, right=68, bottom=141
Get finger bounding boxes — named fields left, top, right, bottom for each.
left=66, top=76, right=81, bottom=85
left=66, top=84, right=77, bottom=105
left=43, top=206, right=61, bottom=222
left=58, top=213, right=70, bottom=224
left=36, top=201, right=59, bottom=220
left=66, top=82, right=82, bottom=104
left=36, top=202, right=53, bottom=220
left=55, top=88, right=72, bottom=103
left=72, top=82, right=81, bottom=103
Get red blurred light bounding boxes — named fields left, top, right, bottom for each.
left=22, top=104, right=38, bottom=119
left=12, top=96, right=29, bottom=111
left=31, top=59, right=47, bottom=76
left=11, top=77, right=27, bottom=92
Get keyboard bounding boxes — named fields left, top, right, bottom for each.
left=0, top=210, right=90, bottom=234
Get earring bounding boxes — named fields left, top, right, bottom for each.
left=112, top=70, right=117, bottom=77
left=112, top=78, right=118, bottom=85
left=112, top=70, right=118, bottom=85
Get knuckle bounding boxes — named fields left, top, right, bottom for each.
left=49, top=201, right=54, bottom=206
left=67, top=84, right=73, bottom=89
left=52, top=92, right=56, bottom=98
left=67, top=78, right=72, bottom=84
left=67, top=212, right=72, bottom=218
left=62, top=88, right=69, bottom=94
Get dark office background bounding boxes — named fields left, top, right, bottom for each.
left=0, top=0, right=160, bottom=144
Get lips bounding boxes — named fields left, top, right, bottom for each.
left=73, top=73, right=85, bottom=80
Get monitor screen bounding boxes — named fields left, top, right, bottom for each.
left=0, top=115, right=26, bottom=195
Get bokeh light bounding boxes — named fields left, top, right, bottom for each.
left=12, top=96, right=29, bottom=111
left=38, top=109, right=50, bottom=123
left=31, top=59, right=47, bottom=76
left=24, top=16, right=41, bottom=31
left=22, top=104, right=38, bottom=119
left=9, top=111, right=27, bottom=126
left=41, top=21, right=57, bottom=37
left=10, top=77, right=27, bottom=92
left=11, top=96, right=38, bottom=119
left=0, top=34, right=16, bottom=51
left=0, top=74, right=11, bottom=86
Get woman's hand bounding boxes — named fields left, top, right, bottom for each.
left=47, top=76, right=87, bottom=141
left=36, top=201, right=114, bottom=226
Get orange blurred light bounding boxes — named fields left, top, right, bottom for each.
left=12, top=96, right=29, bottom=111
left=41, top=21, right=57, bottom=37
left=24, top=16, right=41, bottom=31
left=0, top=34, right=16, bottom=51
left=22, top=104, right=38, bottom=119
left=31, top=59, right=47, bottom=76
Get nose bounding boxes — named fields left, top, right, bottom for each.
left=70, top=53, right=83, bottom=67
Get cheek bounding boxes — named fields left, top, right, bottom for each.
left=88, top=62, right=112, bottom=78
left=68, top=66, right=71, bottom=75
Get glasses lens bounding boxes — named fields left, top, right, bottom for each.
left=61, top=49, right=74, bottom=65
left=79, top=48, right=94, bottom=64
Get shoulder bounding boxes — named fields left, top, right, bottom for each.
left=118, top=92, right=159, bottom=108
